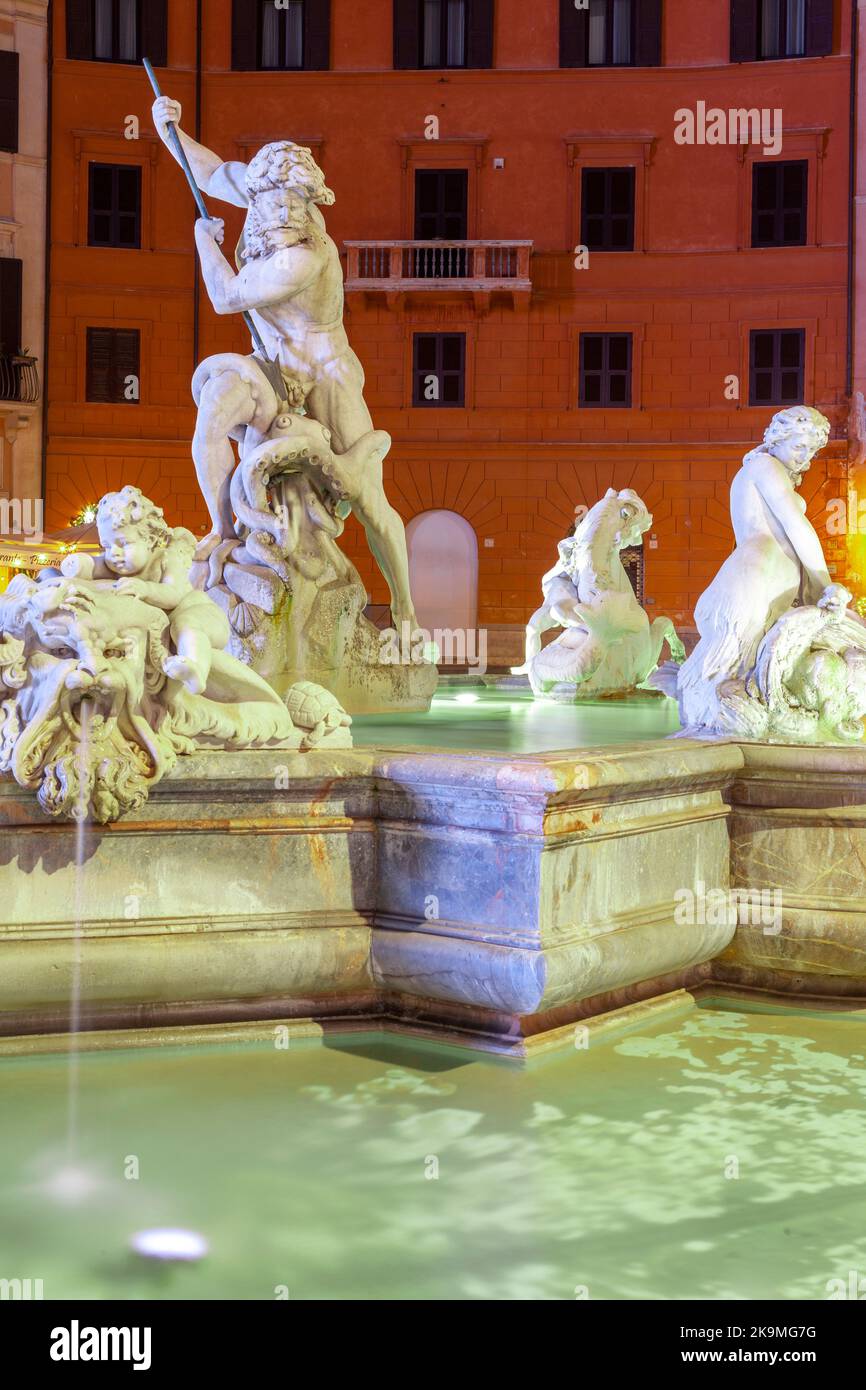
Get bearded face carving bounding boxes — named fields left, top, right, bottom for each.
left=0, top=560, right=352, bottom=823
left=1, top=581, right=176, bottom=822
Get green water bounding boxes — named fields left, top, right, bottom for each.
left=352, top=687, right=681, bottom=753
left=1, top=1003, right=865, bottom=1300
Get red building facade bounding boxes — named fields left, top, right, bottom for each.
left=46, top=0, right=858, bottom=655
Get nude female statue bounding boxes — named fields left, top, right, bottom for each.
left=676, top=406, right=833, bottom=730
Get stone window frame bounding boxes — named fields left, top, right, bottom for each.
left=398, top=136, right=488, bottom=241
left=736, top=127, right=828, bottom=251
left=565, top=134, right=656, bottom=256
left=71, top=129, right=157, bottom=251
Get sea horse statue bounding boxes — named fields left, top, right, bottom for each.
left=517, top=487, right=685, bottom=699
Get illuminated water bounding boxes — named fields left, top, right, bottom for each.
left=353, top=687, right=681, bottom=753
left=1, top=1002, right=865, bottom=1300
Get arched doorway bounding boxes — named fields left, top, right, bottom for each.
left=406, top=509, right=478, bottom=633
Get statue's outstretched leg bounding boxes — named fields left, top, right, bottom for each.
left=351, top=454, right=417, bottom=629
left=192, top=374, right=259, bottom=539
left=307, top=374, right=418, bottom=629
left=191, top=354, right=281, bottom=542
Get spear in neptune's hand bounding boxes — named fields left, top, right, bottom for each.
left=142, top=56, right=286, bottom=400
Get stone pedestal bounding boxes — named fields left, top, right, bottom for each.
left=203, top=551, right=437, bottom=715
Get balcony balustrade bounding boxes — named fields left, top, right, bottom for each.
left=0, top=354, right=39, bottom=405
left=344, top=240, right=532, bottom=305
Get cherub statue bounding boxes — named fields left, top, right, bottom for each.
left=61, top=486, right=226, bottom=694
left=0, top=487, right=354, bottom=822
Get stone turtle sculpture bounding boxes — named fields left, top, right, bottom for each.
left=285, top=680, right=353, bottom=749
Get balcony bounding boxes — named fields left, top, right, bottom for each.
left=344, top=240, right=532, bottom=309
left=0, top=354, right=39, bottom=405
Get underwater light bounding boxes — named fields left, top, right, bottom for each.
left=454, top=692, right=480, bottom=705
left=43, top=1165, right=101, bottom=1205
left=130, top=1228, right=209, bottom=1262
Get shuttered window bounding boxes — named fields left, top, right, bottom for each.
left=751, top=161, right=808, bottom=247
left=414, top=170, right=469, bottom=240
left=233, top=0, right=331, bottom=70
left=88, top=164, right=142, bottom=248
left=65, top=0, right=167, bottom=65
left=86, top=328, right=140, bottom=404
left=731, top=0, right=833, bottom=61
left=0, top=52, right=19, bottom=154
left=581, top=168, right=635, bottom=251
left=561, top=0, right=661, bottom=67
left=579, top=333, right=633, bottom=408
left=749, top=329, right=805, bottom=405
left=395, top=0, right=493, bottom=69
left=413, top=333, right=466, bottom=407
left=0, top=259, right=23, bottom=356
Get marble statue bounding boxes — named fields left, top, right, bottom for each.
left=747, top=584, right=866, bottom=741
left=514, top=487, right=685, bottom=699
left=151, top=96, right=435, bottom=714
left=0, top=488, right=352, bottom=823
left=651, top=407, right=866, bottom=743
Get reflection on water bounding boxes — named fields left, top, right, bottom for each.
left=1, top=1005, right=865, bottom=1300
left=352, top=687, right=681, bottom=753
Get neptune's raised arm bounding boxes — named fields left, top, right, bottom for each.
left=152, top=95, right=249, bottom=207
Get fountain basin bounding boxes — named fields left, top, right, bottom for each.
left=2, top=730, right=865, bottom=1051
left=2, top=999, right=866, bottom=1300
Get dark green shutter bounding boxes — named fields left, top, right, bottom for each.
left=635, top=0, right=662, bottom=66
left=66, top=0, right=94, bottom=60
left=806, top=0, right=834, bottom=56
left=116, top=329, right=141, bottom=402
left=730, top=0, right=758, bottom=62
left=86, top=328, right=140, bottom=403
left=0, top=258, right=22, bottom=355
left=232, top=0, right=258, bottom=70
left=0, top=51, right=18, bottom=152
left=393, top=0, right=420, bottom=68
left=141, top=0, right=168, bottom=67
left=559, top=0, right=588, bottom=67
left=466, top=0, right=494, bottom=67
left=304, top=0, right=331, bottom=69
